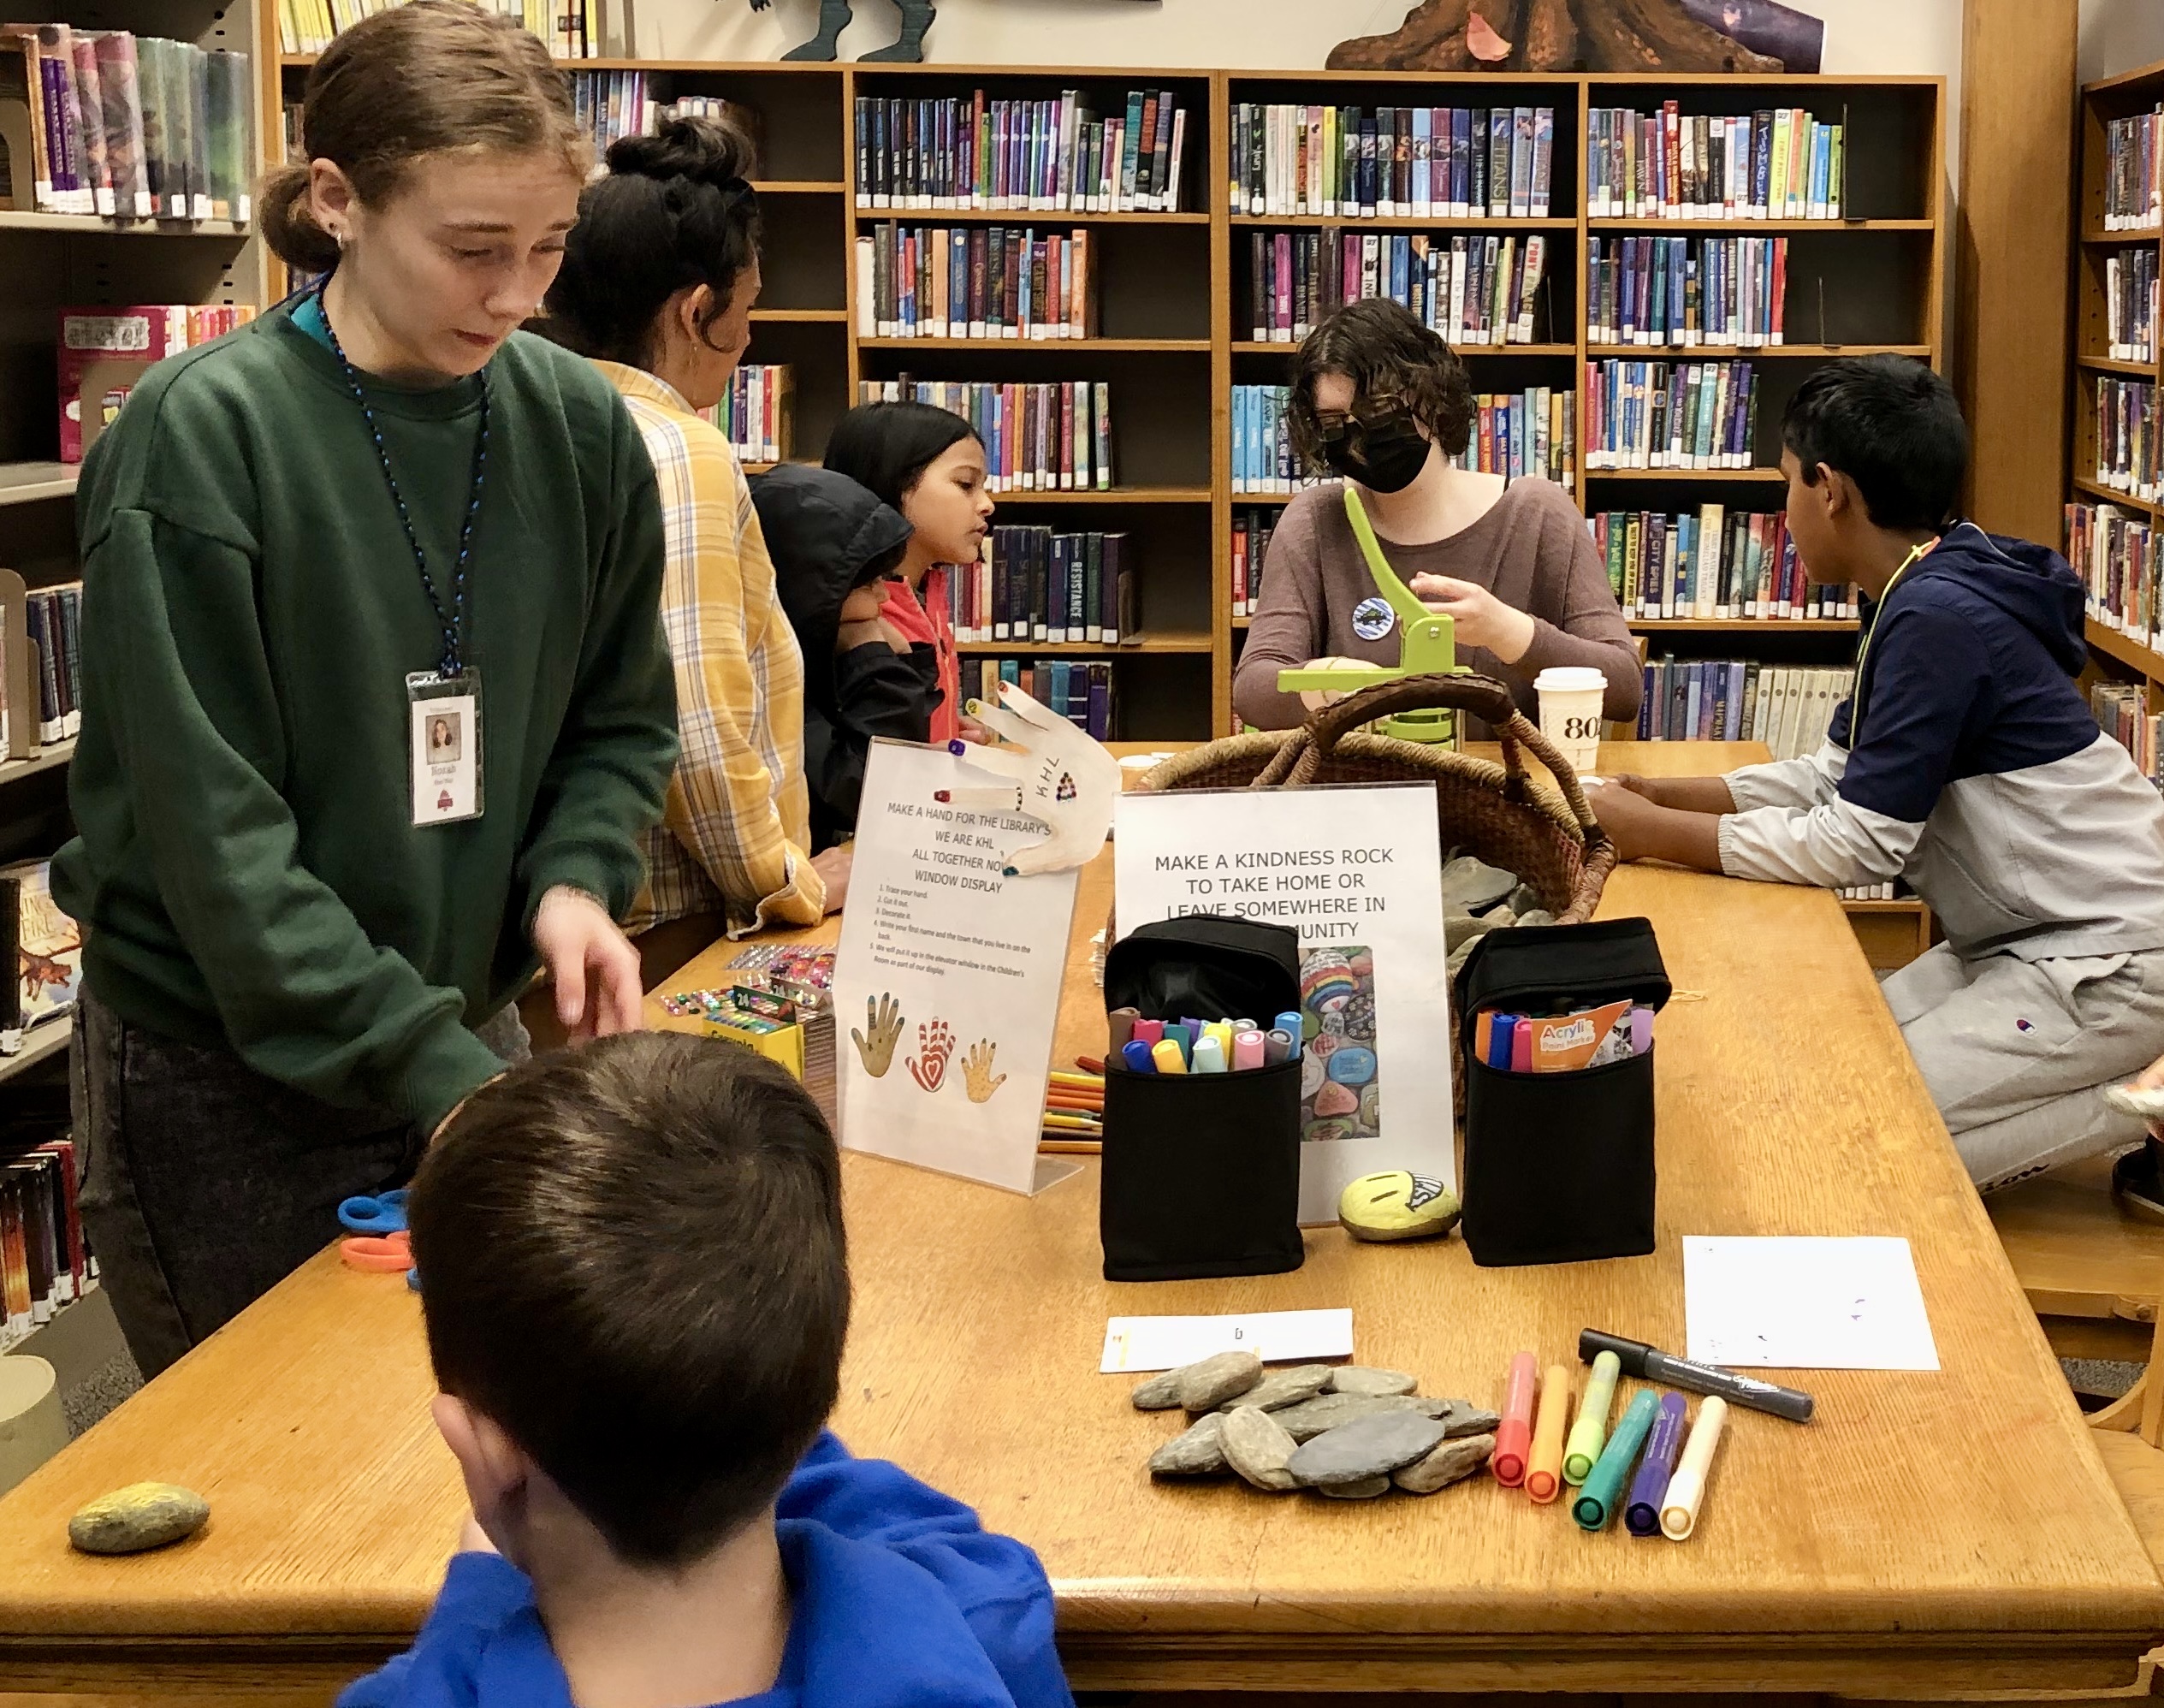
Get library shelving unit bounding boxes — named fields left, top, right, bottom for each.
left=2067, top=57, right=2164, bottom=715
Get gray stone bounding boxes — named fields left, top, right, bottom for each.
left=1148, top=1411, right=1230, bottom=1477
left=1176, top=1349, right=1264, bottom=1412
left=1437, top=1402, right=1503, bottom=1438
left=68, top=1482, right=209, bottom=1555
left=1130, top=1368, right=1185, bottom=1410
left=1478, top=903, right=1516, bottom=925
left=1216, top=1364, right=1332, bottom=1414
left=1439, top=855, right=1517, bottom=916
left=1519, top=908, right=1556, bottom=928
left=1445, top=911, right=1505, bottom=952
left=1272, top=1392, right=1451, bottom=1443
left=1328, top=1366, right=1419, bottom=1397
left=1394, top=1432, right=1497, bottom=1494
left=1289, top=1410, right=1451, bottom=1486
left=1220, top=1405, right=1301, bottom=1492
left=1319, top=1474, right=1393, bottom=1498
left=1507, top=883, right=1543, bottom=916
left=1445, top=939, right=1479, bottom=977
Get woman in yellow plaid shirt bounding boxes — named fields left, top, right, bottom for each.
left=548, top=115, right=850, bottom=978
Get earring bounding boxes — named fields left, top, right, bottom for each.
left=332, top=227, right=347, bottom=251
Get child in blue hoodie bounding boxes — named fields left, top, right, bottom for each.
left=1584, top=356, right=2164, bottom=1195
left=337, top=1032, right=1075, bottom=1708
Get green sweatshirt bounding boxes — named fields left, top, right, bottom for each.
left=54, top=299, right=679, bottom=1132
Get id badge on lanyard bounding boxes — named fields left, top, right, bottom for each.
left=408, top=669, right=483, bottom=826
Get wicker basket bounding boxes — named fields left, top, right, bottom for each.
left=1133, top=673, right=1617, bottom=925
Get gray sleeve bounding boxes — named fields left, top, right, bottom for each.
left=1725, top=741, right=1848, bottom=812
left=1233, top=489, right=1332, bottom=732
left=1717, top=794, right=1923, bottom=887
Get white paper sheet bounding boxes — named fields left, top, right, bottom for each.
left=1683, top=1236, right=1941, bottom=1371
left=1099, top=1308, right=1355, bottom=1373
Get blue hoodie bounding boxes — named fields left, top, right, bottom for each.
left=1718, top=522, right=2164, bottom=960
left=335, top=1435, right=1074, bottom=1708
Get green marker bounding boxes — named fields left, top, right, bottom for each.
left=1573, top=1389, right=1659, bottom=1532
left=1563, top=1349, right=1622, bottom=1486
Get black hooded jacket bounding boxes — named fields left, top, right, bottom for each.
left=752, top=465, right=937, bottom=851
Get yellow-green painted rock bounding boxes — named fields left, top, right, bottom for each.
left=1337, top=1171, right=1461, bottom=1242
left=68, top=1482, right=209, bottom=1555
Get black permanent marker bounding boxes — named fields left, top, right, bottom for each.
left=1578, top=1329, right=1815, bottom=1423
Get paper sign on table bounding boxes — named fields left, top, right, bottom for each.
left=833, top=740, right=1081, bottom=1196
left=1683, top=1236, right=1941, bottom=1370
left=1112, top=781, right=1454, bottom=1222
left=1100, top=1308, right=1355, bottom=1373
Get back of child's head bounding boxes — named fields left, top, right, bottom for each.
left=407, top=1032, right=849, bottom=1570
left=1782, top=355, right=1968, bottom=532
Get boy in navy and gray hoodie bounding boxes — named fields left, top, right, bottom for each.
left=338, top=1032, right=1073, bottom=1708
left=1583, top=356, right=2164, bottom=1196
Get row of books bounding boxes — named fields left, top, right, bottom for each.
left=1637, top=657, right=1853, bottom=761
left=1585, top=234, right=1790, bottom=348
left=853, top=226, right=1096, bottom=341
left=1230, top=102, right=1556, bottom=221
left=1592, top=507, right=1855, bottom=621
left=2092, top=374, right=2159, bottom=502
left=699, top=365, right=790, bottom=466
left=1231, top=507, right=1278, bottom=618
left=278, top=0, right=600, bottom=59
left=566, top=73, right=740, bottom=168
left=851, top=91, right=1189, bottom=215
left=0, top=1140, right=93, bottom=1354
left=2092, top=679, right=2164, bottom=793
left=59, top=304, right=258, bottom=463
left=2104, top=246, right=2159, bottom=365
left=2102, top=105, right=2164, bottom=231
left=5, top=583, right=83, bottom=751
left=1586, top=104, right=1845, bottom=222
left=1242, top=230, right=1547, bottom=347
left=1834, top=884, right=1903, bottom=901
left=1582, top=359, right=1761, bottom=471
left=2, top=27, right=250, bottom=222
left=2066, top=501, right=2161, bottom=648
left=2, top=861, right=80, bottom=1046
left=937, top=527, right=1135, bottom=644
left=972, top=658, right=1115, bottom=741
left=856, top=378, right=1112, bottom=493
left=1231, top=383, right=1574, bottom=495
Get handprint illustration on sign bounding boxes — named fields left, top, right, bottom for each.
left=907, top=1019, right=956, bottom=1092
left=851, top=993, right=904, bottom=1076
left=962, top=1039, right=1007, bottom=1103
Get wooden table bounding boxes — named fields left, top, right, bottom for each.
left=0, top=741, right=2157, bottom=1699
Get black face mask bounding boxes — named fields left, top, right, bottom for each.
left=1319, top=409, right=1432, bottom=494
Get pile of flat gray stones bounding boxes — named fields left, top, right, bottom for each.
left=1443, top=852, right=1557, bottom=977
left=1138, top=1350, right=1498, bottom=1499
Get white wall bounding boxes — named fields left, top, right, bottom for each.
left=2081, top=0, right=2164, bottom=85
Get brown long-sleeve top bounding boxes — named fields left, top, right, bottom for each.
left=1233, top=477, right=1644, bottom=737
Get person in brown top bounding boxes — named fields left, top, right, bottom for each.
left=1235, top=299, right=1641, bottom=736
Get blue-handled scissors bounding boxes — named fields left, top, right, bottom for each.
left=338, top=1188, right=408, bottom=1237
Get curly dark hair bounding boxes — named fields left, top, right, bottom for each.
left=1287, top=298, right=1477, bottom=467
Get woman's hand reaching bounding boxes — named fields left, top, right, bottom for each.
left=1407, top=574, right=1537, bottom=664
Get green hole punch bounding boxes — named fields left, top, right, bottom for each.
left=1274, top=487, right=1471, bottom=744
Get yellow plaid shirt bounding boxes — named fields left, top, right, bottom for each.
left=597, top=363, right=825, bottom=937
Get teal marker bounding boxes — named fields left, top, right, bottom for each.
left=1573, top=1390, right=1659, bottom=1533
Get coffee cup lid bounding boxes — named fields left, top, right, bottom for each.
left=1534, top=667, right=1608, bottom=692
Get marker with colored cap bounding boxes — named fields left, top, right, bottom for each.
left=1150, top=1039, right=1188, bottom=1075
left=1120, top=1040, right=1158, bottom=1075
left=1232, top=1029, right=1266, bottom=1071
left=1264, top=1029, right=1293, bottom=1066
left=1491, top=1352, right=1538, bottom=1487
left=1163, top=1023, right=1192, bottom=1065
left=1192, top=1035, right=1227, bottom=1073
left=1108, top=1007, right=1139, bottom=1053
left=1626, top=1392, right=1688, bottom=1536
left=1204, top=1022, right=1235, bottom=1061
left=1563, top=1349, right=1621, bottom=1486
left=1488, top=1014, right=1515, bottom=1070
left=1577, top=1328, right=1813, bottom=1424
left=1133, top=1017, right=1165, bottom=1047
left=1275, top=1012, right=1304, bottom=1058
left=1573, top=1389, right=1658, bottom=1532
left=1525, top=1362, right=1572, bottom=1503
left=1660, top=1397, right=1728, bottom=1541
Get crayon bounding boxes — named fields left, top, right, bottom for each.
left=1192, top=1035, right=1227, bottom=1073
left=1050, top=1070, right=1105, bottom=1091
left=1040, top=1112, right=1102, bottom=1131
left=1526, top=1361, right=1572, bottom=1503
left=1492, top=1353, right=1539, bottom=1486
left=1660, top=1397, right=1728, bottom=1540
left=1151, top=1039, right=1188, bottom=1075
left=1564, top=1349, right=1621, bottom=1485
left=1627, top=1392, right=1689, bottom=1536
left=1573, top=1390, right=1658, bottom=1532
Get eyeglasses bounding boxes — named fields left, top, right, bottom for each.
left=1310, top=394, right=1415, bottom=451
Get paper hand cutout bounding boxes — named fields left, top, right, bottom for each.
left=961, top=1038, right=1007, bottom=1104
left=851, top=993, right=904, bottom=1076
left=907, top=1019, right=955, bottom=1092
left=957, top=684, right=1122, bottom=877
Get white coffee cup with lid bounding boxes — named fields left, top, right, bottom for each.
left=1533, top=666, right=1608, bottom=779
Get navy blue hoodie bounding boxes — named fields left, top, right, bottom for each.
left=335, top=1435, right=1073, bottom=1708
left=1719, top=522, right=2164, bottom=960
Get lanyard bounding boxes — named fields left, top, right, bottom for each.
left=1847, top=537, right=1936, bottom=746
left=317, top=286, right=490, bottom=679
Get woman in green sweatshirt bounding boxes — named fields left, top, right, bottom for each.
left=55, top=2, right=679, bottom=1378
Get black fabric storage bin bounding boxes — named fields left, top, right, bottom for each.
left=1456, top=917, right=1671, bottom=1267
left=1099, top=916, right=1304, bottom=1282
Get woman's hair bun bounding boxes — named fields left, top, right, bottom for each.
left=605, top=112, right=757, bottom=189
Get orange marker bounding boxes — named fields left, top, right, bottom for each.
left=1493, top=1351, right=1538, bottom=1486
left=1526, top=1361, right=1572, bottom=1503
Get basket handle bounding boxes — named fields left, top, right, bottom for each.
left=1289, top=672, right=1610, bottom=845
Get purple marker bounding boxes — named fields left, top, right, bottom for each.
left=1626, top=1391, right=1689, bottom=1535
left=1631, top=1005, right=1653, bottom=1058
